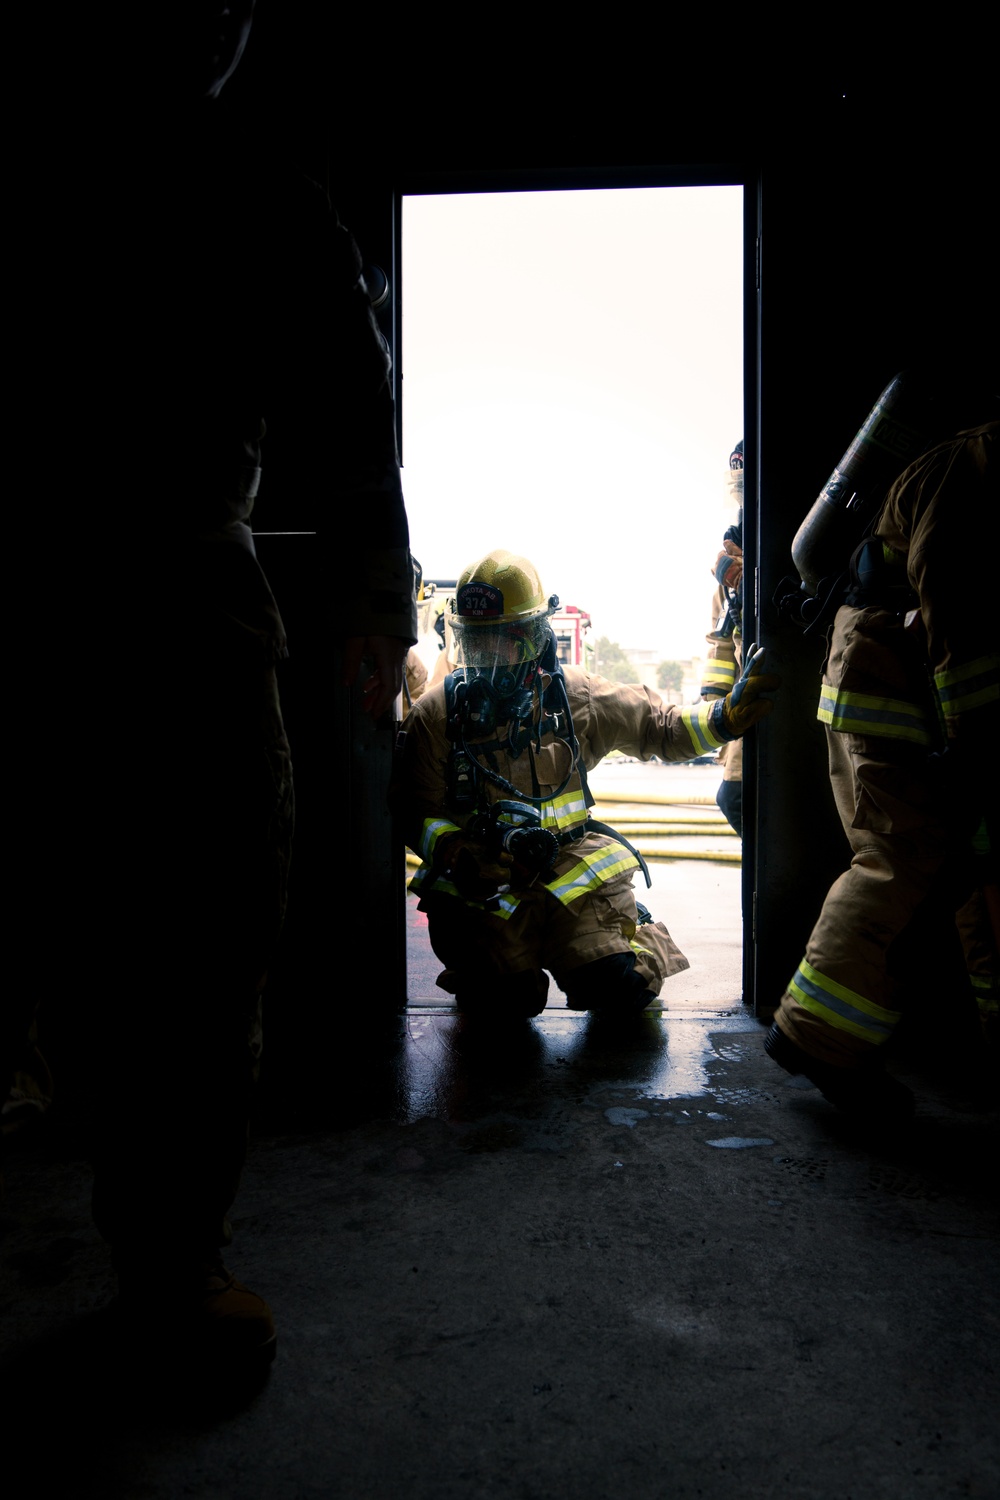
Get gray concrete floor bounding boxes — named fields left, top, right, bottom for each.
left=2, top=770, right=998, bottom=1499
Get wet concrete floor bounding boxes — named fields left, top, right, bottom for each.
left=2, top=776, right=998, bottom=1499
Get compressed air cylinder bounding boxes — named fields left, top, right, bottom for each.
left=791, top=371, right=949, bottom=598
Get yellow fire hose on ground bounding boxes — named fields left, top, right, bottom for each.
left=590, top=788, right=719, bottom=808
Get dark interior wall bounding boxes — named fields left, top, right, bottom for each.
left=215, top=15, right=996, bottom=1017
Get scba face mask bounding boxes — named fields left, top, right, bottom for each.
left=447, top=550, right=559, bottom=745
left=455, top=660, right=538, bottom=739
left=450, top=610, right=550, bottom=742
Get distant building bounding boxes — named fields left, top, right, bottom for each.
left=624, top=650, right=704, bottom=706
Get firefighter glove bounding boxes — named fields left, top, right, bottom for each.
left=438, top=833, right=513, bottom=901
left=713, top=538, right=743, bottom=592
left=715, top=644, right=780, bottom=740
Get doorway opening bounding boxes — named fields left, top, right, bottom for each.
left=400, top=184, right=745, bottom=1012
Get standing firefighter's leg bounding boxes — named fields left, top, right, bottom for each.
left=716, top=735, right=743, bottom=837
left=955, top=883, right=1000, bottom=1048
left=775, top=733, right=960, bottom=1062
left=76, top=652, right=292, bottom=1371
left=767, top=730, right=967, bottom=1119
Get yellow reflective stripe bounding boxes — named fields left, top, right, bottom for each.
left=409, top=863, right=461, bottom=899
left=417, top=838, right=642, bottom=915
left=702, top=660, right=736, bottom=693
left=969, top=974, right=999, bottom=1016
left=541, top=790, right=589, bottom=832
left=418, top=816, right=461, bottom=862
left=787, top=959, right=900, bottom=1042
left=679, top=701, right=727, bottom=754
left=934, top=654, right=998, bottom=688
left=546, top=844, right=638, bottom=905
left=934, top=655, right=1000, bottom=715
left=409, top=861, right=514, bottom=918
left=491, top=892, right=521, bottom=920
left=817, top=686, right=931, bottom=744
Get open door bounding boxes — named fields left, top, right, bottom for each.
left=397, top=175, right=757, bottom=1013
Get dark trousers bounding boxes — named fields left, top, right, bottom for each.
left=44, top=641, right=293, bottom=1261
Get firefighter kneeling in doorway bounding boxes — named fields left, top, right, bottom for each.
left=392, top=549, right=779, bottom=1021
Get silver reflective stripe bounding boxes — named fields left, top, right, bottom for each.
left=541, top=790, right=589, bottom=832
left=410, top=861, right=454, bottom=898
left=787, top=959, right=899, bottom=1042
left=410, top=862, right=495, bottom=912
left=969, top=974, right=999, bottom=1015
left=546, top=844, right=638, bottom=906
left=679, top=701, right=726, bottom=755
left=934, top=655, right=1000, bottom=715
left=702, top=660, right=736, bottom=692
left=419, top=816, right=461, bottom=862
left=817, top=686, right=932, bottom=745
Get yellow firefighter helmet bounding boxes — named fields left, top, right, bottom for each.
left=448, top=549, right=557, bottom=671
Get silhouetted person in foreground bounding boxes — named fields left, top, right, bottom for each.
left=15, top=2, right=416, bottom=1380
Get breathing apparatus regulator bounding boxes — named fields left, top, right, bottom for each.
left=468, top=800, right=561, bottom=881
left=452, top=651, right=541, bottom=745
left=778, top=370, right=994, bottom=632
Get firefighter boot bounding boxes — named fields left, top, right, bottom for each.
left=564, top=952, right=657, bottom=1019
left=455, top=967, right=549, bottom=1021
left=116, top=1255, right=277, bottom=1377
left=764, top=1023, right=914, bottom=1125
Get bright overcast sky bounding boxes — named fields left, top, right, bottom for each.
left=401, top=185, right=743, bottom=664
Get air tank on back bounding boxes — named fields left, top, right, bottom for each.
left=790, top=371, right=942, bottom=603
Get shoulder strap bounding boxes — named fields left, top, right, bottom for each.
left=444, top=671, right=482, bottom=811
left=444, top=670, right=459, bottom=738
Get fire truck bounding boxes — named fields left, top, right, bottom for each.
left=550, top=603, right=593, bottom=669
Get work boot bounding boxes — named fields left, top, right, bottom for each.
left=116, top=1256, right=277, bottom=1374
left=564, top=952, right=655, bottom=1016
left=764, top=1023, right=914, bottom=1126
left=455, top=967, right=549, bottom=1020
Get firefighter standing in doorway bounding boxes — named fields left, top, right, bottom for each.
left=701, top=439, right=745, bottom=835
left=5, top=1, right=419, bottom=1378
left=765, top=389, right=999, bottom=1120
left=393, top=549, right=779, bottom=1021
